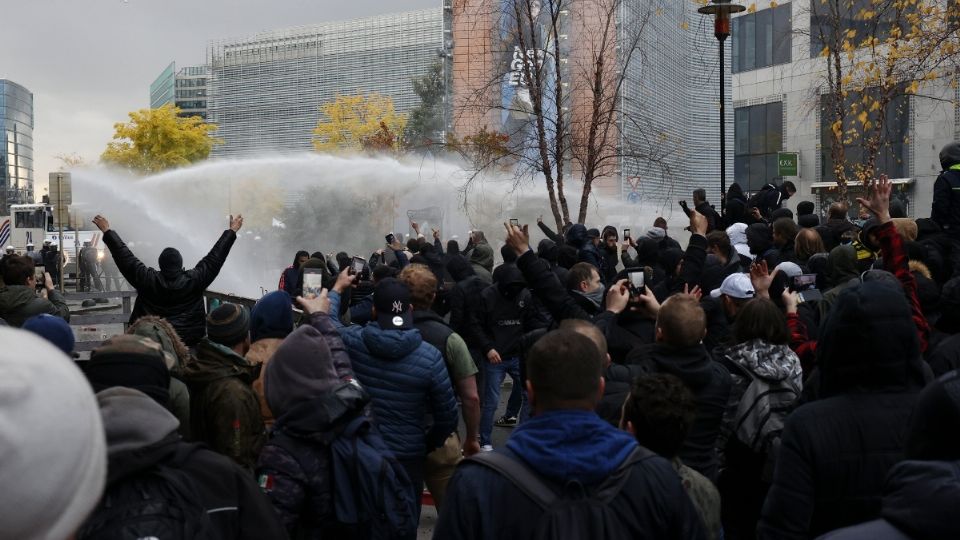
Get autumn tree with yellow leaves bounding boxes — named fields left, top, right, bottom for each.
left=808, top=0, right=960, bottom=199
left=312, top=94, right=407, bottom=154
left=101, top=103, right=221, bottom=175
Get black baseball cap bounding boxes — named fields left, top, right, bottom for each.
left=374, top=278, right=413, bottom=330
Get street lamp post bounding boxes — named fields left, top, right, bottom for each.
left=699, top=0, right=745, bottom=214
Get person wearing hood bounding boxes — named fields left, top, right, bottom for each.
left=278, top=250, right=309, bottom=296
left=446, top=255, right=490, bottom=358
left=796, top=200, right=820, bottom=228
left=747, top=223, right=780, bottom=268
left=328, top=271, right=458, bottom=522
left=246, top=291, right=296, bottom=430
left=0, top=328, right=107, bottom=540
left=600, top=225, right=620, bottom=284
left=0, top=255, right=70, bottom=327
left=435, top=329, right=707, bottom=540
left=569, top=224, right=605, bottom=272
left=82, top=386, right=286, bottom=539
left=817, top=244, right=861, bottom=320
left=254, top=293, right=379, bottom=539
left=713, top=298, right=802, bottom=540
left=724, top=183, right=749, bottom=227
left=125, top=317, right=193, bottom=438
left=478, top=263, right=534, bottom=449
left=624, top=294, right=732, bottom=482
left=931, top=141, right=960, bottom=278
left=465, top=230, right=494, bottom=284
left=182, top=303, right=265, bottom=469
left=819, top=369, right=960, bottom=540
left=536, top=237, right=568, bottom=285
left=93, top=213, right=241, bottom=347
left=759, top=180, right=931, bottom=539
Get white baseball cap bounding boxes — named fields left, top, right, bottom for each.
left=774, top=262, right=803, bottom=278
left=710, top=273, right=756, bottom=299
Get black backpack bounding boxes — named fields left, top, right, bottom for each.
left=77, top=443, right=211, bottom=540
left=469, top=446, right=651, bottom=539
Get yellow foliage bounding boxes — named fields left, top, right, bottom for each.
left=101, top=104, right=221, bottom=175
left=312, top=94, right=407, bottom=153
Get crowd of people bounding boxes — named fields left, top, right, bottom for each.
left=1, top=142, right=960, bottom=539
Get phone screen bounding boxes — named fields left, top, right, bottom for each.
left=509, top=218, right=520, bottom=227
left=350, top=257, right=366, bottom=276
left=791, top=274, right=817, bottom=292
left=303, top=270, right=324, bottom=299
left=623, top=228, right=631, bottom=239
left=385, top=233, right=396, bottom=245
left=628, top=271, right=644, bottom=294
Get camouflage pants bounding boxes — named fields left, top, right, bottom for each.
left=423, top=432, right=463, bottom=509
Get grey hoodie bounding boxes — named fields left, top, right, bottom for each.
left=97, top=387, right=180, bottom=458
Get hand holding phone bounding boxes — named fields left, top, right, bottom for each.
left=349, top=256, right=366, bottom=276
left=628, top=271, right=644, bottom=296
left=509, top=218, right=520, bottom=228
left=623, top=228, right=631, bottom=240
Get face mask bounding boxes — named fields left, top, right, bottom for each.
left=583, top=285, right=605, bottom=305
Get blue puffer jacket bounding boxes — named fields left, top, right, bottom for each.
left=329, top=290, right=458, bottom=460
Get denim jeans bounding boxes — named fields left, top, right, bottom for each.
left=480, top=356, right=524, bottom=446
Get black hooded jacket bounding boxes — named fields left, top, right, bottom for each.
left=759, top=282, right=927, bottom=540
left=625, top=343, right=732, bottom=481
left=932, top=143, right=960, bottom=236
left=818, top=460, right=960, bottom=540
left=103, top=228, right=237, bottom=346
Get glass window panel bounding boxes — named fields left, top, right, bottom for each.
left=750, top=105, right=766, bottom=154
left=766, top=101, right=783, bottom=153
left=735, top=108, right=750, bottom=154
left=750, top=154, right=767, bottom=191
left=773, top=4, right=792, bottom=64
left=743, top=15, right=756, bottom=71
left=756, top=8, right=773, bottom=68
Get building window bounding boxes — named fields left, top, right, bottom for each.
left=810, top=0, right=917, bottom=57
left=734, top=101, right=783, bottom=191
left=733, top=3, right=792, bottom=73
left=819, top=89, right=909, bottom=182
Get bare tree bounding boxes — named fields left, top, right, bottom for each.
left=452, top=0, right=671, bottom=230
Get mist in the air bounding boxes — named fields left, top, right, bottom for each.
left=70, top=153, right=680, bottom=298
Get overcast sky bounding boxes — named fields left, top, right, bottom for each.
left=0, top=0, right=437, bottom=197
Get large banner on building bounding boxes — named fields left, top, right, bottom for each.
left=498, top=0, right=559, bottom=163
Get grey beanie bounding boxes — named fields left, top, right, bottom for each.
left=0, top=327, right=107, bottom=540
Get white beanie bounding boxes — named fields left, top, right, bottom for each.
left=0, top=327, right=107, bottom=540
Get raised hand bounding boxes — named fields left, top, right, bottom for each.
left=504, top=222, right=530, bottom=257
left=230, top=214, right=244, bottom=232
left=750, top=261, right=773, bottom=299
left=333, top=267, right=357, bottom=293
left=689, top=209, right=708, bottom=236
left=297, top=289, right=330, bottom=315
left=856, top=174, right=892, bottom=224
left=411, top=221, right=421, bottom=234
left=683, top=284, right=703, bottom=301
left=92, top=215, right=111, bottom=233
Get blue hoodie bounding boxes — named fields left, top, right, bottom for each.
left=506, top=409, right=638, bottom=485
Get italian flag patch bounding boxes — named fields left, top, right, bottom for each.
left=258, top=474, right=274, bottom=492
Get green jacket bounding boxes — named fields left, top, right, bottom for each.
left=183, top=338, right=264, bottom=469
left=0, top=285, right=70, bottom=328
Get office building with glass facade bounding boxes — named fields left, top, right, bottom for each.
left=150, top=62, right=209, bottom=120
left=732, top=1, right=958, bottom=217
left=0, top=80, right=34, bottom=216
left=451, top=0, right=730, bottom=206
left=207, top=9, right=444, bottom=157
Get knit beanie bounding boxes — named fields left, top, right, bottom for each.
left=645, top=227, right=666, bottom=241
left=158, top=247, right=183, bottom=273
left=797, top=201, right=815, bottom=216
left=0, top=327, right=106, bottom=540
left=85, top=335, right=172, bottom=406
left=22, top=314, right=75, bottom=356
left=251, top=290, right=294, bottom=343
left=906, top=369, right=960, bottom=460
left=206, top=303, right=250, bottom=347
